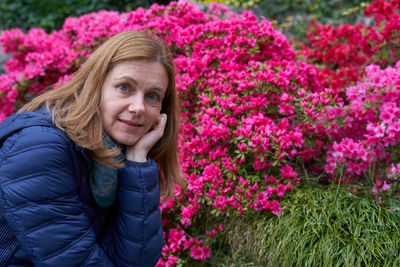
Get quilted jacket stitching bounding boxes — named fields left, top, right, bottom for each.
left=139, top=161, right=146, bottom=266
left=39, top=227, right=93, bottom=262
left=1, top=170, right=76, bottom=193
left=4, top=191, right=77, bottom=215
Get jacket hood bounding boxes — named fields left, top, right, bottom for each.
left=0, top=106, right=54, bottom=146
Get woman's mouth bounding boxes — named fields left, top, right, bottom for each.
left=118, top=119, right=144, bottom=129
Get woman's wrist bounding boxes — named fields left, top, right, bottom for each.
left=126, top=150, right=147, bottom=162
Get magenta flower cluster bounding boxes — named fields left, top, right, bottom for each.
left=1, top=1, right=400, bottom=264
left=322, top=62, right=400, bottom=187
left=299, top=0, right=400, bottom=93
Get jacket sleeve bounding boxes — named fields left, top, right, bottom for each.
left=0, top=127, right=162, bottom=267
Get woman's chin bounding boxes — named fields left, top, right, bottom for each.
left=113, top=135, right=141, bottom=147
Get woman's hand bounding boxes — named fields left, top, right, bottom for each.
left=126, top=114, right=167, bottom=162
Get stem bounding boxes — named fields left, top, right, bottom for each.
left=334, top=163, right=344, bottom=202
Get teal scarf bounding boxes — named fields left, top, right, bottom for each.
left=90, top=135, right=124, bottom=208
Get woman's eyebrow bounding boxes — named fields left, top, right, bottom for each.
left=149, top=87, right=166, bottom=94
left=114, top=75, right=137, bottom=84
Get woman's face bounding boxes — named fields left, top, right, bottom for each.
left=100, top=60, right=168, bottom=146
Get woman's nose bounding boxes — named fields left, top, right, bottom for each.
left=128, top=95, right=145, bottom=114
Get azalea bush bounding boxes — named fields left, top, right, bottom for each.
left=321, top=62, right=400, bottom=200
left=298, top=0, right=400, bottom=92
left=296, top=0, right=400, bottom=199
left=1, top=0, right=400, bottom=265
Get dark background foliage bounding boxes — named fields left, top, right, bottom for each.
left=0, top=0, right=172, bottom=32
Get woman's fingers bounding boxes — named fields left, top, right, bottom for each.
left=126, top=114, right=167, bottom=162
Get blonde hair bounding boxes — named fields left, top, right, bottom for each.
left=20, top=31, right=184, bottom=198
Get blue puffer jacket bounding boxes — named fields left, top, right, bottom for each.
left=0, top=108, right=163, bottom=266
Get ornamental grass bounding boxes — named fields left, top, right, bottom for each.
left=214, top=184, right=400, bottom=266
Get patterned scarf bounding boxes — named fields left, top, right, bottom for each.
left=90, top=135, right=124, bottom=208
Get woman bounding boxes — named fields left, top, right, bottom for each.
left=0, top=31, right=183, bottom=266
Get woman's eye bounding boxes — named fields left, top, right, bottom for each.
left=118, top=84, right=129, bottom=92
left=147, top=93, right=160, bottom=101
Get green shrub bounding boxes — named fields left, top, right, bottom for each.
left=0, top=0, right=171, bottom=32
left=255, top=0, right=368, bottom=40
left=207, top=184, right=400, bottom=266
